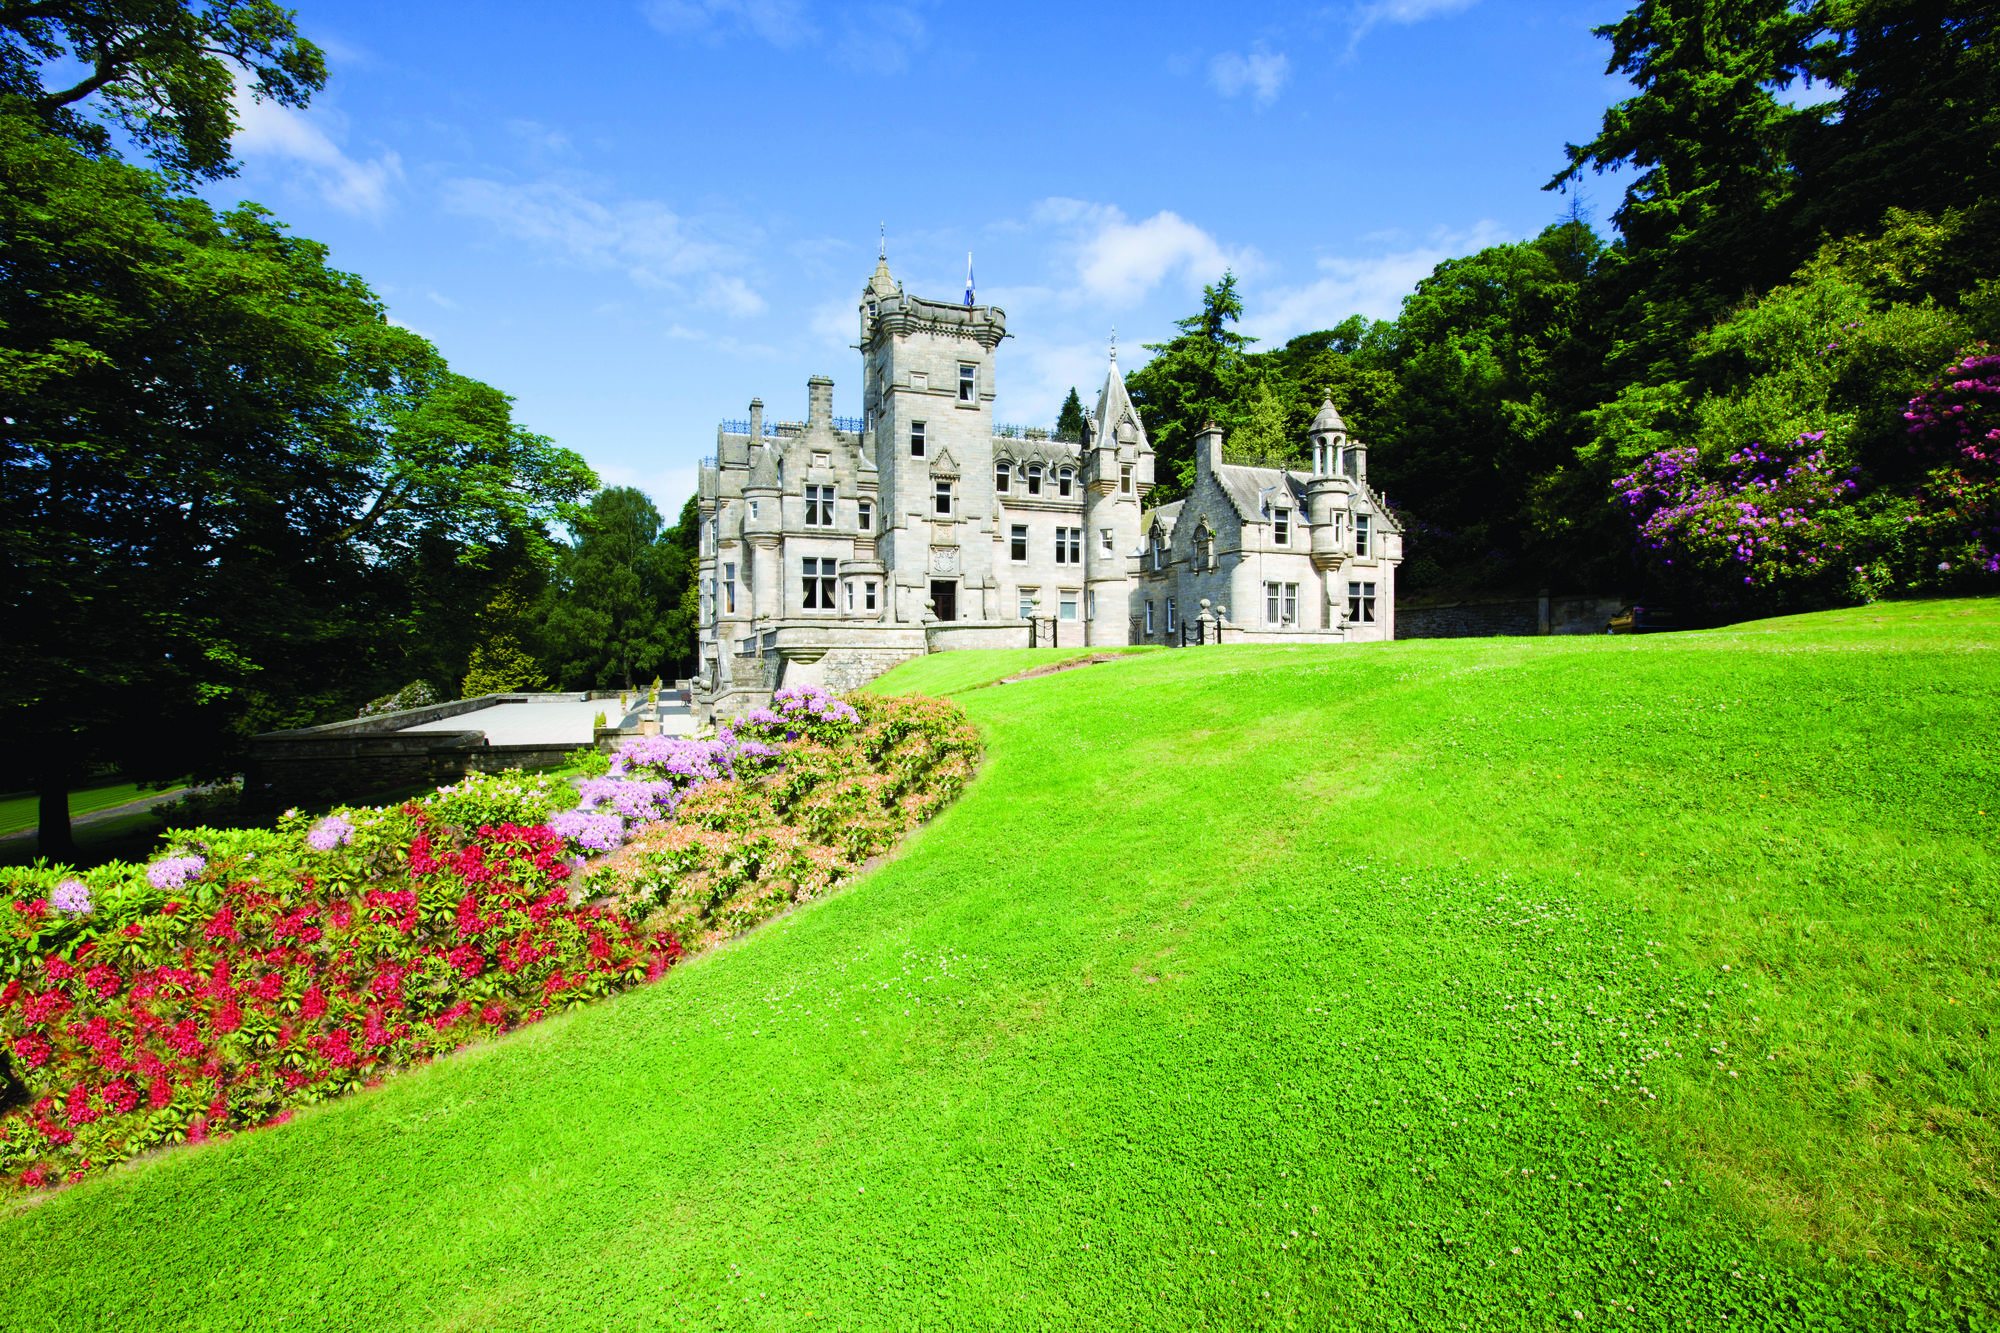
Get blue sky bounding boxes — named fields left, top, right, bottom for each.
left=209, top=0, right=1637, bottom=513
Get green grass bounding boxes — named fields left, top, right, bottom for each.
left=0, top=778, right=186, bottom=836
left=1, top=600, right=1994, bottom=1330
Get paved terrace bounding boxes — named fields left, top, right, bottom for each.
left=399, top=694, right=698, bottom=745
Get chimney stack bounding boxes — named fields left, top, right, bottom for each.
left=807, top=376, right=834, bottom=432
left=1196, top=420, right=1225, bottom=476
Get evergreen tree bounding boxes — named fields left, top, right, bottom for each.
left=1054, top=388, right=1087, bottom=442
left=460, top=586, right=550, bottom=697
left=1224, top=378, right=1294, bottom=468
left=539, top=488, right=688, bottom=689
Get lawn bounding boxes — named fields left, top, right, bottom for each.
left=0, top=778, right=186, bottom=836
left=0, top=599, right=1992, bottom=1330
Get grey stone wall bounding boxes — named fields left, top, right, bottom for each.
left=1396, top=594, right=1626, bottom=639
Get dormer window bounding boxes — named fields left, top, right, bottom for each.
left=1058, top=467, right=1074, bottom=498
left=1274, top=508, right=1290, bottom=545
left=1025, top=464, right=1043, bottom=495
left=959, top=364, right=976, bottom=401
left=1355, top=513, right=1370, bottom=556
left=995, top=460, right=1011, bottom=492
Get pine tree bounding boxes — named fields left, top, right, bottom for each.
left=1055, top=387, right=1087, bottom=442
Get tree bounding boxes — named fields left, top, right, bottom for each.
left=1549, top=0, right=1841, bottom=383
left=0, top=0, right=326, bottom=180
left=539, top=488, right=690, bottom=690
left=461, top=586, right=550, bottom=697
left=1054, top=387, right=1087, bottom=442
left=0, top=120, right=592, bottom=857
left=1224, top=378, right=1294, bottom=468
left=1125, top=271, right=1257, bottom=501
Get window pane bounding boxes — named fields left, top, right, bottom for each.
left=1060, top=596, right=1077, bottom=620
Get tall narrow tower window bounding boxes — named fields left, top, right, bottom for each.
left=959, top=364, right=976, bottom=401
left=910, top=421, right=926, bottom=457
left=1121, top=463, right=1133, bottom=493
left=934, top=481, right=953, bottom=516
left=857, top=500, right=872, bottom=531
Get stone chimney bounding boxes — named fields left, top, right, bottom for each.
left=807, top=376, right=834, bottom=432
left=1196, top=420, right=1225, bottom=477
left=748, top=397, right=764, bottom=440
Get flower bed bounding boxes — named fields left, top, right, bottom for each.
left=0, top=687, right=977, bottom=1194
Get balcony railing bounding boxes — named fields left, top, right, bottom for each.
left=717, top=416, right=868, bottom=436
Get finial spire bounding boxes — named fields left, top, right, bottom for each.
left=1109, top=325, right=1117, bottom=364
left=878, top=222, right=885, bottom=259
left=964, top=252, right=975, bottom=307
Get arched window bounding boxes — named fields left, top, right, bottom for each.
left=1025, top=464, right=1043, bottom=495
left=995, top=460, right=1011, bottom=492
left=1057, top=467, right=1074, bottom=498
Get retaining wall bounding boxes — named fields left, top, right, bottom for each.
left=1397, top=594, right=1626, bottom=640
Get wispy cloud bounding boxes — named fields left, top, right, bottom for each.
left=642, top=0, right=926, bottom=70
left=640, top=0, right=814, bottom=48
left=1346, top=0, right=1479, bottom=52
left=833, top=5, right=927, bottom=73
left=1244, top=220, right=1512, bottom=340
left=1035, top=199, right=1257, bottom=307
left=440, top=178, right=766, bottom=316
left=1209, top=44, right=1291, bottom=106
left=230, top=83, right=401, bottom=215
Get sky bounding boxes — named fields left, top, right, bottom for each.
left=205, top=0, right=1640, bottom=513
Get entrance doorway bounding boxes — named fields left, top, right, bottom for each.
left=929, top=580, right=957, bottom=621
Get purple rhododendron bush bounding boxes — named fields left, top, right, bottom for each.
left=0, top=686, right=977, bottom=1195
left=1615, top=343, right=2000, bottom=610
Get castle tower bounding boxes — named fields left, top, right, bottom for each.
left=1082, top=343, right=1154, bottom=645
left=856, top=251, right=1007, bottom=623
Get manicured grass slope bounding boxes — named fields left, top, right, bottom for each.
left=1, top=601, right=1993, bottom=1330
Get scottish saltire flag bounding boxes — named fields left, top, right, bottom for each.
left=964, top=253, right=975, bottom=306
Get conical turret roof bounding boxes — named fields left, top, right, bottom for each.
left=865, top=254, right=899, bottom=299
left=1311, top=397, right=1348, bottom=435
left=1092, top=352, right=1149, bottom=449
left=746, top=443, right=780, bottom=490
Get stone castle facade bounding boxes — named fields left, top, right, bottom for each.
left=693, top=255, right=1401, bottom=718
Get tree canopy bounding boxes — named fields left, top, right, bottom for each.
left=0, top=0, right=326, bottom=180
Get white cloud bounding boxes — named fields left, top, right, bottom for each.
left=1036, top=199, right=1256, bottom=308
left=1243, top=220, right=1513, bottom=341
left=1209, top=45, right=1291, bottom=106
left=641, top=0, right=814, bottom=48
left=834, top=5, right=927, bottom=72
left=440, top=178, right=766, bottom=316
left=230, top=85, right=400, bottom=215
left=1348, top=0, right=1479, bottom=51
left=507, top=119, right=574, bottom=158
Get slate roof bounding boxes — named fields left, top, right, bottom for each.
left=1210, top=463, right=1312, bottom=522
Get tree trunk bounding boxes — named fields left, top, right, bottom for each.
left=37, top=771, right=76, bottom=863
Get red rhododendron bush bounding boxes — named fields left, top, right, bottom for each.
left=0, top=689, right=978, bottom=1194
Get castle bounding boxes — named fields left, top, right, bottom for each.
left=693, top=254, right=1402, bottom=718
